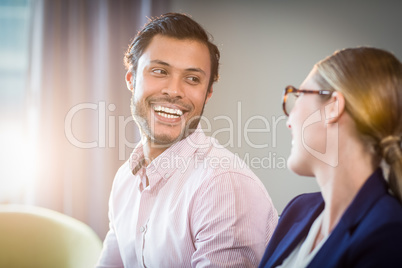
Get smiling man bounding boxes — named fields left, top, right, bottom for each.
left=127, top=34, right=212, bottom=158
left=96, top=13, right=278, bottom=268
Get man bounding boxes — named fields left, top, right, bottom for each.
left=96, top=13, right=278, bottom=268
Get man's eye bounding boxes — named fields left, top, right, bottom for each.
left=187, top=76, right=200, bottom=83
left=152, top=69, right=167, bottom=75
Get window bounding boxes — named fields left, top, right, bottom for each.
left=0, top=0, right=32, bottom=203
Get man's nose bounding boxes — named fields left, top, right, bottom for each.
left=161, top=76, right=184, bottom=98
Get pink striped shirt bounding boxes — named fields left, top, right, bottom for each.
left=96, top=127, right=278, bottom=268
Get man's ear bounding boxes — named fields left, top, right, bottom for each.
left=205, top=86, right=213, bottom=104
left=125, top=71, right=134, bottom=92
left=325, top=91, right=346, bottom=124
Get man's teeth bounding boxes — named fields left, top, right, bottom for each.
left=154, top=105, right=183, bottom=117
left=157, top=112, right=180, bottom=119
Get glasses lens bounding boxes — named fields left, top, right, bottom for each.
left=285, top=92, right=298, bottom=115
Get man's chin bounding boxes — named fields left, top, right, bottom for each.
left=149, top=134, right=183, bottom=148
left=140, top=116, right=201, bottom=148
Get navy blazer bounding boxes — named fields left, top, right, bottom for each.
left=259, top=169, right=402, bottom=268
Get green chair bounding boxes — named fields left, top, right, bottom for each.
left=0, top=205, right=102, bottom=268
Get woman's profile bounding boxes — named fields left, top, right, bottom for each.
left=259, top=47, right=402, bottom=268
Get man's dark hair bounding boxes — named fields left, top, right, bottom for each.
left=124, top=13, right=220, bottom=91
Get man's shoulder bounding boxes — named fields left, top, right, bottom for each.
left=187, top=136, right=273, bottom=200
left=116, top=159, right=131, bottom=174
left=112, top=160, right=133, bottom=184
left=196, top=136, right=257, bottom=178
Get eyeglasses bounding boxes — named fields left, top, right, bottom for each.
left=282, top=85, right=332, bottom=116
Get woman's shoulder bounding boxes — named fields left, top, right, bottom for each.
left=361, top=193, right=402, bottom=228
left=347, top=215, right=402, bottom=267
left=279, top=192, right=324, bottom=223
left=283, top=192, right=323, bottom=212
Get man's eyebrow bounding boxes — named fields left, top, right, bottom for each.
left=185, top=67, right=206, bottom=76
left=151, top=59, right=170, bottom=66
left=150, top=60, right=206, bottom=76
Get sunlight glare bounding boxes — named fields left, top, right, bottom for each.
left=0, top=123, right=36, bottom=203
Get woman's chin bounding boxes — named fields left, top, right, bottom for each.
left=286, top=155, right=297, bottom=172
left=287, top=155, right=312, bottom=177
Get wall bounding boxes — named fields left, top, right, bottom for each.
left=170, top=0, right=402, bottom=213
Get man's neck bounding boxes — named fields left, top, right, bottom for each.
left=142, top=139, right=171, bottom=166
left=140, top=127, right=199, bottom=165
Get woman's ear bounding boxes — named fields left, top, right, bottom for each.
left=325, top=91, right=346, bottom=124
left=125, top=71, right=134, bottom=92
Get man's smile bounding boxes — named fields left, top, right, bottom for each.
left=153, top=105, right=184, bottom=118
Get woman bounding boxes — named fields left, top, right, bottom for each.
left=259, top=47, right=402, bottom=267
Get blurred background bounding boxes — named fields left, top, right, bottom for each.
left=1, top=0, right=402, bottom=240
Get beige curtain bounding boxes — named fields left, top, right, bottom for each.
left=27, top=0, right=170, bottom=239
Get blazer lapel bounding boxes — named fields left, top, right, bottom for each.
left=308, top=168, right=387, bottom=266
left=267, top=196, right=325, bottom=267
left=337, top=168, right=387, bottom=229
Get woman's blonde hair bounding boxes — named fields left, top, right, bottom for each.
left=315, top=47, right=402, bottom=201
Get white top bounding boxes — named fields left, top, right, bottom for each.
left=277, top=212, right=329, bottom=268
left=96, top=127, right=278, bottom=268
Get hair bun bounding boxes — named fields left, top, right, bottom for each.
left=380, top=135, right=402, bottom=164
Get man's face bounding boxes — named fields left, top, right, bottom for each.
left=126, top=34, right=213, bottom=146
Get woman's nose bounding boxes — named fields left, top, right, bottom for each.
left=286, top=118, right=291, bottom=129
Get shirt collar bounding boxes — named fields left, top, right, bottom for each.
left=129, top=142, right=146, bottom=175
left=129, top=125, right=209, bottom=186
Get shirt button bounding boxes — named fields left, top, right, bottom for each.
left=164, top=173, right=170, bottom=179
left=140, top=225, right=146, bottom=232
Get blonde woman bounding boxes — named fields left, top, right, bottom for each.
left=260, top=47, right=402, bottom=267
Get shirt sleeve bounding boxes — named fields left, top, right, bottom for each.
left=95, top=195, right=124, bottom=268
left=190, top=172, right=278, bottom=267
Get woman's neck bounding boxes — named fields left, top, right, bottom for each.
left=314, top=134, right=377, bottom=239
